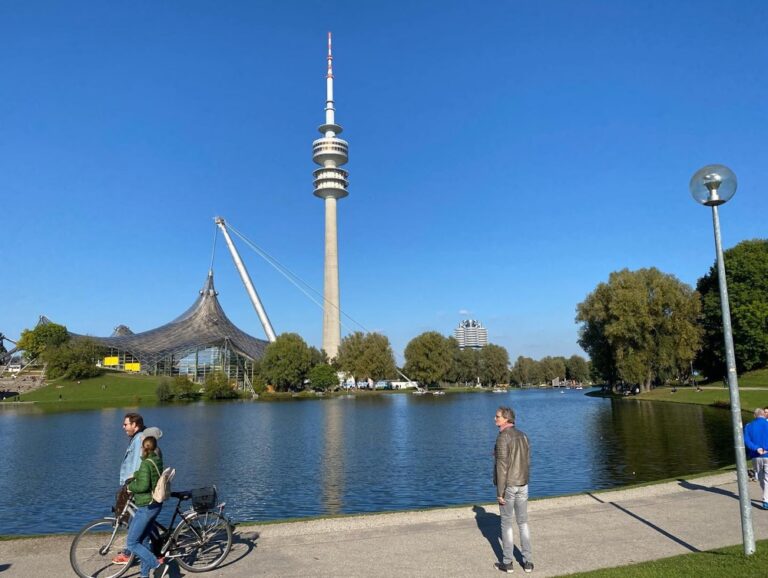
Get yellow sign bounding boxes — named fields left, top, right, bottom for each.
left=103, top=356, right=119, bottom=366
left=125, top=363, right=141, bottom=372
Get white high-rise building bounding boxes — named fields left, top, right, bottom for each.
left=454, top=320, right=488, bottom=349
left=312, top=32, right=349, bottom=359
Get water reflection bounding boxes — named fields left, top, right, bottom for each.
left=322, top=400, right=344, bottom=514
left=0, top=390, right=735, bottom=535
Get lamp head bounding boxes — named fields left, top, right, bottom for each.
left=689, top=164, right=737, bottom=206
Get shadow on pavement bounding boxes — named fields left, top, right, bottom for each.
left=677, top=479, right=738, bottom=501
left=472, top=505, right=503, bottom=562
left=677, top=477, right=767, bottom=511
left=472, top=505, right=527, bottom=567
left=608, top=502, right=700, bottom=553
left=216, top=528, right=260, bottom=570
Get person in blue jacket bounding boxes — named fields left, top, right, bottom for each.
left=744, top=408, right=768, bottom=509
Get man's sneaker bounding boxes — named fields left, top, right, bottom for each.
left=523, top=561, right=534, bottom=573
left=111, top=553, right=131, bottom=565
left=762, top=502, right=768, bottom=510
left=494, top=561, right=514, bottom=573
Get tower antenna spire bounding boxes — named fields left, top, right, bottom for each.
left=325, top=32, right=335, bottom=129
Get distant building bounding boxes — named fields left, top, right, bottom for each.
left=40, top=272, right=268, bottom=389
left=454, top=319, right=488, bottom=349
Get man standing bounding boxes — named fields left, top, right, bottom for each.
left=494, top=406, right=533, bottom=573
left=744, top=407, right=768, bottom=509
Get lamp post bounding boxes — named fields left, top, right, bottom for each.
left=689, top=164, right=755, bottom=555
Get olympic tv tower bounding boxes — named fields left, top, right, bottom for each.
left=312, top=32, right=348, bottom=359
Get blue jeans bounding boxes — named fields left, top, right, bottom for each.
left=126, top=502, right=162, bottom=577
left=500, top=484, right=532, bottom=565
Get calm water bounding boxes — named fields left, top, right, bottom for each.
left=0, top=389, right=735, bottom=535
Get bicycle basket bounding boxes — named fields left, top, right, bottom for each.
left=191, top=486, right=217, bottom=512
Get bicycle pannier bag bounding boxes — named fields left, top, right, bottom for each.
left=148, top=460, right=176, bottom=503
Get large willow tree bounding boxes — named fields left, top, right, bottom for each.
left=576, top=268, right=702, bottom=392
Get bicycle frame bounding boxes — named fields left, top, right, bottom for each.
left=119, top=493, right=230, bottom=559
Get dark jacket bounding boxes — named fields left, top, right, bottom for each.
left=494, top=426, right=530, bottom=496
left=128, top=453, right=163, bottom=507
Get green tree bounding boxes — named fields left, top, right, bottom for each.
left=44, top=338, right=104, bottom=379
left=336, top=331, right=397, bottom=382
left=403, top=332, right=453, bottom=386
left=478, top=344, right=510, bottom=386
left=539, top=356, right=566, bottom=384
left=203, top=371, right=240, bottom=399
left=17, top=322, right=70, bottom=361
left=509, top=356, right=539, bottom=386
left=696, top=239, right=768, bottom=378
left=259, top=333, right=312, bottom=391
left=308, top=363, right=339, bottom=391
left=309, top=346, right=328, bottom=368
left=565, top=354, right=590, bottom=383
left=448, top=344, right=480, bottom=385
left=576, top=267, right=702, bottom=393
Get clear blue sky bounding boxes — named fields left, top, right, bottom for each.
left=2, top=1, right=766, bottom=363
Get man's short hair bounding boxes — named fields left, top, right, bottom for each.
left=124, top=412, right=144, bottom=430
left=497, top=406, right=515, bottom=424
left=756, top=408, right=766, bottom=418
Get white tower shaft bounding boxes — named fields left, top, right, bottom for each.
left=312, top=32, right=348, bottom=359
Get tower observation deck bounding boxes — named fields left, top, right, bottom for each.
left=314, top=32, right=348, bottom=359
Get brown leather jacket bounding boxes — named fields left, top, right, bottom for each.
left=494, top=426, right=530, bottom=495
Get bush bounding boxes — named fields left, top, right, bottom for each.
left=172, top=376, right=199, bottom=400
left=204, top=371, right=241, bottom=400
left=156, top=378, right=174, bottom=402
left=308, top=364, right=339, bottom=391
left=65, top=361, right=103, bottom=380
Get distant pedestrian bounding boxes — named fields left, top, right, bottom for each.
left=744, top=408, right=768, bottom=508
left=493, top=406, right=533, bottom=573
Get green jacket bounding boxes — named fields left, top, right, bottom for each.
left=128, top=453, right=163, bottom=507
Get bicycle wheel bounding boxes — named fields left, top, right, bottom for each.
left=70, top=517, right=133, bottom=578
left=171, top=511, right=233, bottom=572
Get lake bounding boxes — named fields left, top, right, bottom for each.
left=0, top=389, right=735, bottom=535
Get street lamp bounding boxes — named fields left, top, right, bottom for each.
left=689, top=163, right=755, bottom=555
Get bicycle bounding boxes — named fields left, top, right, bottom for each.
left=70, top=486, right=234, bottom=578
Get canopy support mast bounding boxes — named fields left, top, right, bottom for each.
left=214, top=217, right=277, bottom=342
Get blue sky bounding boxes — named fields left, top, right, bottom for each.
left=2, top=1, right=766, bottom=363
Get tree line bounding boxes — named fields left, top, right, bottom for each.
left=256, top=330, right=517, bottom=391
left=576, top=239, right=768, bottom=392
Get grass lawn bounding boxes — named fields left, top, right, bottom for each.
left=640, top=387, right=768, bottom=412
left=9, top=371, right=161, bottom=410
left=563, top=539, right=768, bottom=577
left=599, top=368, right=768, bottom=413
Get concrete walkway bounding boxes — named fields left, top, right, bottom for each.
left=3, top=472, right=768, bottom=577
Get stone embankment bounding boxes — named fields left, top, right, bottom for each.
left=0, top=372, right=45, bottom=397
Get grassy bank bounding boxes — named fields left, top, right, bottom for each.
left=1, top=373, right=499, bottom=411
left=563, top=539, right=768, bottom=577
left=590, top=368, right=768, bottom=412
left=5, top=372, right=161, bottom=411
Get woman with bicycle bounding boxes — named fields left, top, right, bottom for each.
left=126, top=435, right=167, bottom=578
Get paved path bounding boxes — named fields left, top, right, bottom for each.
left=3, top=472, right=768, bottom=577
